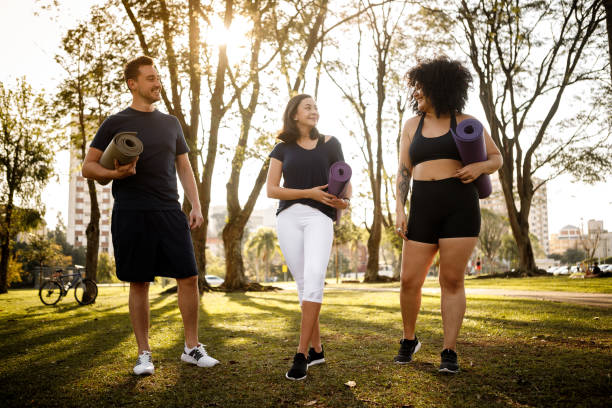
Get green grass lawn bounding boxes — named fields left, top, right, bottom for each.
left=328, top=275, right=612, bottom=294
left=1, top=286, right=611, bottom=407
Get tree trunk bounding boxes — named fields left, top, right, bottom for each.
left=186, top=0, right=210, bottom=294
left=222, top=159, right=269, bottom=290
left=221, top=223, right=248, bottom=290
left=364, top=208, right=383, bottom=282
left=515, top=224, right=537, bottom=275
left=0, top=200, right=12, bottom=294
left=606, top=0, right=612, bottom=82
left=500, top=166, right=538, bottom=275
left=85, top=179, right=100, bottom=282
left=184, top=183, right=211, bottom=294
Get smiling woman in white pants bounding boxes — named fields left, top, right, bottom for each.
left=267, top=94, right=351, bottom=381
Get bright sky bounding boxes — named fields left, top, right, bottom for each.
left=1, top=0, right=610, bottom=236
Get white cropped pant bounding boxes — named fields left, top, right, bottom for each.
left=276, top=204, right=334, bottom=304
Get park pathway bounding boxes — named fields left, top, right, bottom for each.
left=274, top=283, right=612, bottom=308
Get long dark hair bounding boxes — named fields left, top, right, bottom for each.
left=278, top=94, right=320, bottom=143
left=406, top=56, right=472, bottom=117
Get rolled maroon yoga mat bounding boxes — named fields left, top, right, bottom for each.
left=328, top=161, right=352, bottom=221
left=450, top=119, right=492, bottom=199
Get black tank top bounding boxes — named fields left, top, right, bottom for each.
left=409, top=113, right=462, bottom=166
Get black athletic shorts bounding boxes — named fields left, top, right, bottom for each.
left=111, top=209, right=199, bottom=282
left=406, top=178, right=480, bottom=244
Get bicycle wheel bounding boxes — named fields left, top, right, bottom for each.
left=74, top=279, right=98, bottom=305
left=39, top=281, right=63, bottom=306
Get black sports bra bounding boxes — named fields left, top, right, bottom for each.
left=409, top=113, right=462, bottom=167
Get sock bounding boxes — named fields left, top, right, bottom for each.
left=185, top=343, right=199, bottom=353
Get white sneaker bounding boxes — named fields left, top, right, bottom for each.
left=181, top=344, right=219, bottom=367
left=133, top=351, right=154, bottom=375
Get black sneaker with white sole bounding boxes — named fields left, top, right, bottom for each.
left=285, top=353, right=308, bottom=381
left=394, top=336, right=421, bottom=364
left=439, top=349, right=459, bottom=374
left=307, top=346, right=325, bottom=367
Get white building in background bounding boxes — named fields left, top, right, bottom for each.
left=585, top=219, right=612, bottom=260
left=206, top=205, right=277, bottom=257
left=66, top=131, right=114, bottom=254
left=249, top=206, right=277, bottom=231
left=481, top=173, right=550, bottom=254
left=549, top=220, right=612, bottom=260
left=549, top=225, right=581, bottom=255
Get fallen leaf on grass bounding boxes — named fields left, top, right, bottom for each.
left=345, top=381, right=356, bottom=388
left=304, top=400, right=317, bottom=406
left=593, top=317, right=599, bottom=320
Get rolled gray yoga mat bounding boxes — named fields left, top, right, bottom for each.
left=328, top=161, right=352, bottom=222
left=97, top=132, right=143, bottom=186
left=450, top=119, right=492, bottom=199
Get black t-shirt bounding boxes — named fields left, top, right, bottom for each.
left=90, top=107, right=189, bottom=210
left=269, top=135, right=344, bottom=220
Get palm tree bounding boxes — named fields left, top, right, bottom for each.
left=246, top=228, right=280, bottom=282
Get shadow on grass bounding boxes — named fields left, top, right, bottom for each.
left=2, top=289, right=611, bottom=407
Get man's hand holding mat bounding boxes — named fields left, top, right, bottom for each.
left=97, top=132, right=143, bottom=185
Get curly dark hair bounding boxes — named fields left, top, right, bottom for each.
left=278, top=94, right=320, bottom=143
left=406, top=57, right=472, bottom=117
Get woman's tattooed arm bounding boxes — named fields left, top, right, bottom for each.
left=398, top=163, right=411, bottom=207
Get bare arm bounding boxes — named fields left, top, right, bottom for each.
left=82, top=147, right=137, bottom=181
left=480, top=128, right=503, bottom=173
left=396, top=118, right=417, bottom=213
left=395, top=118, right=418, bottom=240
left=176, top=153, right=203, bottom=229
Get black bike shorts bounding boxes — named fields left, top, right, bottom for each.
left=406, top=178, right=480, bottom=244
left=111, top=209, right=198, bottom=282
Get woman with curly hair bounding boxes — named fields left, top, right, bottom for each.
left=393, top=57, right=502, bottom=373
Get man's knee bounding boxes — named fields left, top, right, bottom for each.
left=177, top=275, right=198, bottom=288
left=130, top=281, right=150, bottom=292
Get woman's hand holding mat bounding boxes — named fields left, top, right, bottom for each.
left=450, top=119, right=492, bottom=199
left=327, top=161, right=352, bottom=221
left=97, top=131, right=143, bottom=185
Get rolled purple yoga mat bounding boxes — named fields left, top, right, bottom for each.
left=328, top=161, right=352, bottom=222
left=328, top=161, right=352, bottom=196
left=451, top=119, right=492, bottom=199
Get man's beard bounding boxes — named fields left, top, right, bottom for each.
left=138, top=88, right=160, bottom=103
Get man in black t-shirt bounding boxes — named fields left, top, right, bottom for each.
left=82, top=56, right=218, bottom=375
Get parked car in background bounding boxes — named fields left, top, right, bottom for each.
left=205, top=275, right=224, bottom=286
left=553, top=266, right=570, bottom=275
left=546, top=265, right=559, bottom=274
left=599, top=264, right=612, bottom=272
left=378, top=265, right=394, bottom=278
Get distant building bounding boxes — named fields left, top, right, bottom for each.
left=549, top=220, right=612, bottom=260
left=585, top=219, right=612, bottom=260
left=206, top=205, right=277, bottom=257
left=481, top=173, right=550, bottom=254
left=66, top=127, right=113, bottom=254
left=549, top=225, right=581, bottom=255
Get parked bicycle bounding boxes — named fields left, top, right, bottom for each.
left=39, top=269, right=98, bottom=306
